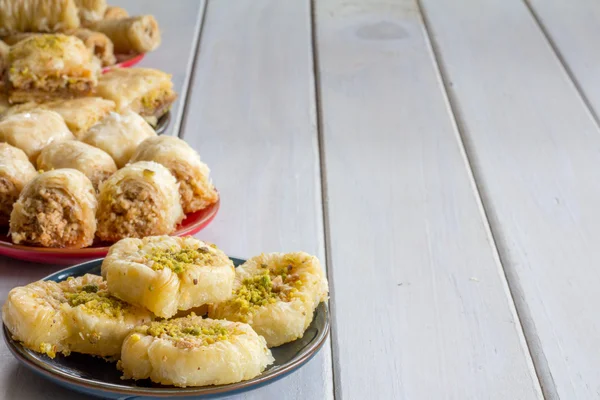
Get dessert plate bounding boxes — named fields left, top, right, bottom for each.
left=101, top=53, right=145, bottom=73
left=2, top=258, right=330, bottom=399
left=0, top=199, right=219, bottom=265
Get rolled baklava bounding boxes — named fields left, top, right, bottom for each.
left=87, top=15, right=160, bottom=54
left=7, top=34, right=99, bottom=103
left=37, top=140, right=117, bottom=190
left=96, top=161, right=184, bottom=242
left=0, top=0, right=80, bottom=35
left=209, top=252, right=329, bottom=347
left=119, top=315, right=273, bottom=387
left=10, top=169, right=97, bottom=248
left=0, top=109, right=74, bottom=163
left=102, top=236, right=235, bottom=318
left=81, top=110, right=156, bottom=167
left=0, top=143, right=37, bottom=225
left=130, top=137, right=219, bottom=213
left=59, top=274, right=153, bottom=358
left=97, top=68, right=176, bottom=125
left=103, top=6, right=128, bottom=20
left=74, top=0, right=107, bottom=25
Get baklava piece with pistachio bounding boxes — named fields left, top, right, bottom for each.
left=102, top=236, right=235, bottom=318
left=96, top=68, right=176, bottom=126
left=1, top=274, right=151, bottom=359
left=119, top=314, right=273, bottom=387
left=7, top=34, right=99, bottom=104
left=208, top=252, right=329, bottom=347
left=59, top=274, right=153, bottom=358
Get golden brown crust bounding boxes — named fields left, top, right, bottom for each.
left=86, top=15, right=160, bottom=54
left=96, top=162, right=183, bottom=242
left=7, top=34, right=98, bottom=103
left=103, top=6, right=128, bottom=20
left=0, top=0, right=80, bottom=35
left=96, top=68, right=175, bottom=119
left=67, top=28, right=115, bottom=66
left=10, top=169, right=97, bottom=248
left=73, top=0, right=107, bottom=25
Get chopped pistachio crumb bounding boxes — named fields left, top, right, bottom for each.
left=65, top=289, right=127, bottom=318
left=145, top=247, right=215, bottom=274
left=140, top=318, right=230, bottom=346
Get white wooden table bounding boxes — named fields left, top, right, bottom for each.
left=3, top=0, right=600, bottom=398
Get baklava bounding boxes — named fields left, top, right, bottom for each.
left=119, top=315, right=273, bottom=387
left=0, top=109, right=74, bottom=163
left=87, top=15, right=160, bottom=54
left=37, top=140, right=117, bottom=190
left=96, top=68, right=176, bottom=125
left=209, top=252, right=329, bottom=347
left=0, top=0, right=80, bottom=35
left=2, top=274, right=152, bottom=359
left=103, top=6, right=128, bottom=20
left=10, top=169, right=97, bottom=248
left=74, top=0, right=107, bottom=25
left=130, top=136, right=219, bottom=213
left=102, top=236, right=235, bottom=318
left=95, top=162, right=184, bottom=242
left=81, top=110, right=156, bottom=167
left=0, top=143, right=37, bottom=225
left=7, top=34, right=99, bottom=103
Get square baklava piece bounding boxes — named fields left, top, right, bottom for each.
left=96, top=67, right=176, bottom=125
left=7, top=34, right=99, bottom=103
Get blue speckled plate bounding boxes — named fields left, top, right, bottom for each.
left=2, top=258, right=330, bottom=399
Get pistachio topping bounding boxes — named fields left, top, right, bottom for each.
left=138, top=316, right=230, bottom=346
left=65, top=288, right=128, bottom=318
left=145, top=246, right=215, bottom=274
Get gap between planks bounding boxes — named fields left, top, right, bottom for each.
left=309, top=0, right=339, bottom=399
left=522, top=0, right=600, bottom=135
left=176, top=0, right=208, bottom=139
left=414, top=0, right=547, bottom=397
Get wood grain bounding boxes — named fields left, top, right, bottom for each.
left=0, top=1, right=206, bottom=399
left=419, top=0, right=600, bottom=398
left=315, top=0, right=542, bottom=398
left=109, top=0, right=206, bottom=137
left=181, top=0, right=333, bottom=399
left=526, top=0, right=600, bottom=123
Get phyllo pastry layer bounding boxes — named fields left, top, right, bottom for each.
left=209, top=252, right=329, bottom=347
left=81, top=110, right=155, bottom=167
left=97, top=68, right=175, bottom=124
left=7, top=34, right=99, bottom=103
left=10, top=169, right=97, bottom=248
left=37, top=140, right=117, bottom=190
left=95, top=161, right=184, bottom=242
left=119, top=315, right=273, bottom=387
left=130, top=136, right=219, bottom=213
left=0, top=143, right=36, bottom=225
left=102, top=235, right=235, bottom=318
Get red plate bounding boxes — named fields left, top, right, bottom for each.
left=101, top=53, right=145, bottom=73
left=0, top=199, right=219, bottom=265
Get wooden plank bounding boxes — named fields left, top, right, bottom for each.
left=0, top=2, right=206, bottom=399
left=315, top=1, right=542, bottom=399
left=418, top=0, right=600, bottom=398
left=181, top=0, right=333, bottom=399
left=110, top=0, right=206, bottom=136
left=526, top=0, right=600, bottom=122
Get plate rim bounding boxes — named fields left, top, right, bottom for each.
left=0, top=199, right=220, bottom=257
left=101, top=53, right=145, bottom=73
left=2, top=258, right=330, bottom=397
